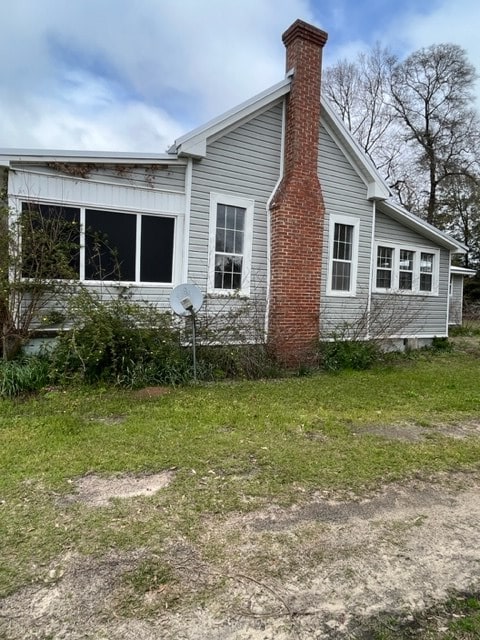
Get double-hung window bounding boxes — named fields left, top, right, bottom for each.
left=21, top=201, right=176, bottom=284
left=374, top=243, right=439, bottom=295
left=208, top=193, right=254, bottom=295
left=327, top=215, right=359, bottom=296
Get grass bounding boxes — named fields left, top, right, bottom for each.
left=1, top=344, right=480, bottom=633
left=361, top=592, right=480, bottom=639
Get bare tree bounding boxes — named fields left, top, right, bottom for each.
left=324, top=44, right=398, bottom=172
left=389, top=43, right=480, bottom=225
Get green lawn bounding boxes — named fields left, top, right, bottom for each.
left=1, top=345, right=480, bottom=626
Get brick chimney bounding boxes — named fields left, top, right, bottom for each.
left=268, top=20, right=328, bottom=366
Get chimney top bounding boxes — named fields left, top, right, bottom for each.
left=282, top=19, right=328, bottom=49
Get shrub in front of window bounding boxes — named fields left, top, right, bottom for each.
left=50, top=290, right=191, bottom=387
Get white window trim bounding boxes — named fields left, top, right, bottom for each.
left=19, top=198, right=181, bottom=287
left=373, top=241, right=440, bottom=296
left=326, top=214, right=360, bottom=297
left=208, top=192, right=254, bottom=296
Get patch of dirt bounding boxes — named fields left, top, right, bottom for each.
left=132, top=386, right=171, bottom=399
left=2, top=471, right=480, bottom=639
left=66, top=471, right=176, bottom=507
left=355, top=419, right=480, bottom=441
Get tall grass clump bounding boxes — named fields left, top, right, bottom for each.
left=0, top=355, right=50, bottom=397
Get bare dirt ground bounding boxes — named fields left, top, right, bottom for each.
left=2, top=464, right=480, bottom=639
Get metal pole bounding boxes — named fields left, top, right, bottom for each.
left=191, top=311, right=197, bottom=381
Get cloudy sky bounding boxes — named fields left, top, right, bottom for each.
left=1, top=0, right=479, bottom=154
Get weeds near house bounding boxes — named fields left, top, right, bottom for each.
left=0, top=355, right=50, bottom=397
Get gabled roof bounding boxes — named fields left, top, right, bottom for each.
left=170, top=76, right=292, bottom=158
left=378, top=199, right=467, bottom=254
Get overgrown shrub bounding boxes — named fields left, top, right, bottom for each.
left=197, top=344, right=280, bottom=380
left=49, top=290, right=191, bottom=387
left=0, top=355, right=50, bottom=397
left=319, top=338, right=380, bottom=372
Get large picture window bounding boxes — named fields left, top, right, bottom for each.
left=327, top=214, right=359, bottom=296
left=208, top=193, right=254, bottom=295
left=21, top=201, right=175, bottom=284
left=374, top=243, right=439, bottom=295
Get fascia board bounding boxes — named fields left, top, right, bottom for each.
left=173, top=77, right=291, bottom=158
left=450, top=266, right=476, bottom=275
left=380, top=200, right=468, bottom=253
left=0, top=149, right=183, bottom=165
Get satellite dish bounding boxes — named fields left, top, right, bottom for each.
left=170, top=283, right=204, bottom=317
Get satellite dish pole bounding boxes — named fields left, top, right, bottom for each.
left=169, top=284, right=204, bottom=381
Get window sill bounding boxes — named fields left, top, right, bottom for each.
left=373, top=288, right=439, bottom=297
left=206, top=289, right=250, bottom=300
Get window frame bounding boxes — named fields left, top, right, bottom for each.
left=208, top=192, right=254, bottom=296
left=19, top=199, right=178, bottom=286
left=373, top=242, right=440, bottom=296
left=326, top=214, right=360, bottom=297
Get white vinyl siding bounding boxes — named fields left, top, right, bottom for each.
left=374, top=209, right=450, bottom=337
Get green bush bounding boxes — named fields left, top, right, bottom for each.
left=49, top=290, right=191, bottom=387
left=319, top=339, right=380, bottom=372
left=0, top=355, right=50, bottom=398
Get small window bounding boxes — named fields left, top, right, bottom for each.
left=399, top=249, right=414, bottom=290
left=214, top=204, right=245, bottom=290
left=419, top=252, right=434, bottom=292
left=209, top=193, right=254, bottom=295
left=327, top=215, right=359, bottom=296
left=331, top=224, right=353, bottom=291
left=376, top=246, right=393, bottom=289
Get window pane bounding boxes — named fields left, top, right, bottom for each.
left=224, top=230, right=235, bottom=254
left=234, top=229, right=244, bottom=254
left=234, top=208, right=245, bottom=232
left=399, top=250, right=413, bottom=271
left=214, top=254, right=243, bottom=290
left=214, top=202, right=246, bottom=289
left=333, top=224, right=353, bottom=260
left=420, top=273, right=433, bottom=292
left=376, top=269, right=392, bottom=289
left=21, top=202, right=80, bottom=279
left=420, top=253, right=433, bottom=273
left=377, top=246, right=393, bottom=269
left=85, top=209, right=136, bottom=281
left=140, top=215, right=174, bottom=283
left=225, top=206, right=236, bottom=230
left=331, top=261, right=351, bottom=291
left=399, top=271, right=413, bottom=290
left=216, top=204, right=226, bottom=228
left=215, top=228, right=225, bottom=252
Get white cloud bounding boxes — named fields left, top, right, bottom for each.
left=0, top=0, right=312, bottom=152
left=1, top=0, right=479, bottom=152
